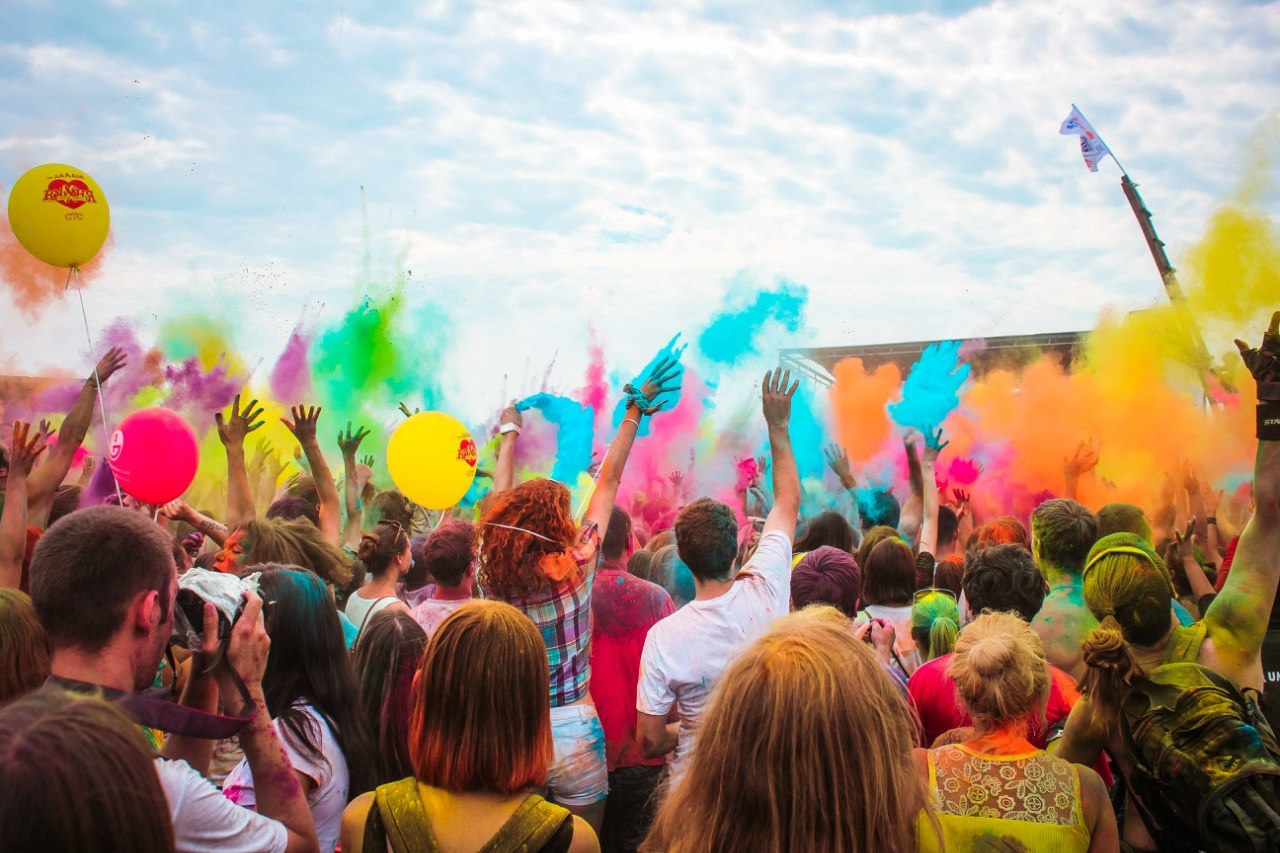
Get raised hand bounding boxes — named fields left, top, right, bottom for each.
left=500, top=401, right=523, bottom=431
left=281, top=405, right=322, bottom=444
left=338, top=422, right=371, bottom=457
left=159, top=499, right=195, bottom=523
left=1234, top=310, right=1280, bottom=386
left=627, top=357, right=682, bottom=415
left=89, top=346, right=128, bottom=386
left=1064, top=440, right=1100, bottom=478
left=922, top=427, right=949, bottom=462
left=669, top=470, right=685, bottom=489
left=761, top=368, right=798, bottom=429
left=77, top=452, right=96, bottom=487
left=952, top=488, right=971, bottom=519
left=359, top=454, right=375, bottom=469
left=215, top=394, right=265, bottom=448
left=1202, top=483, right=1225, bottom=516
left=823, top=443, right=852, bottom=484
left=398, top=402, right=421, bottom=419
left=6, top=421, right=52, bottom=477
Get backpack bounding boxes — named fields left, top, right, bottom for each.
left=363, top=777, right=573, bottom=853
left=1120, top=660, right=1280, bottom=853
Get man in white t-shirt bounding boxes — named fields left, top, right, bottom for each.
left=636, top=369, right=801, bottom=774
left=29, top=505, right=320, bottom=853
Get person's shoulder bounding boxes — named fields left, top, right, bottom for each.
left=340, top=791, right=376, bottom=853
left=910, top=652, right=952, bottom=684
left=567, top=814, right=601, bottom=853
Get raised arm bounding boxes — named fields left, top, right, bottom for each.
left=761, top=368, right=800, bottom=540
left=215, top=394, right=265, bottom=528
left=338, top=423, right=370, bottom=549
left=0, top=423, right=50, bottom=589
left=584, top=357, right=681, bottom=533
left=492, top=403, right=523, bottom=495
left=1064, top=440, right=1099, bottom=504
left=823, top=443, right=857, bottom=491
left=282, top=406, right=340, bottom=544
left=27, top=348, right=126, bottom=527
left=899, top=432, right=924, bottom=538
left=917, top=429, right=948, bottom=557
left=1204, top=311, right=1280, bottom=668
left=159, top=499, right=230, bottom=547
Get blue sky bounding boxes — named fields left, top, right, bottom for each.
left=2, top=0, right=1278, bottom=416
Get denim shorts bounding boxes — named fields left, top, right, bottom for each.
left=546, top=704, right=609, bottom=806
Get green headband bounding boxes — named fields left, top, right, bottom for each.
left=1083, top=544, right=1159, bottom=576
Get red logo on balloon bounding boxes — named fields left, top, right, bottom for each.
left=43, top=179, right=97, bottom=209
left=457, top=438, right=478, bottom=468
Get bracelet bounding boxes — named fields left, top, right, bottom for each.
left=1206, top=517, right=1218, bottom=525
left=1261, top=401, right=1280, bottom=441
left=623, top=418, right=641, bottom=429
left=499, top=423, right=521, bottom=436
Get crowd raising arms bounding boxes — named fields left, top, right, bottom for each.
left=0, top=313, right=1277, bottom=852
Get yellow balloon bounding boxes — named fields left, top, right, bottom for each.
left=7, top=163, right=110, bottom=268
left=386, top=412, right=479, bottom=510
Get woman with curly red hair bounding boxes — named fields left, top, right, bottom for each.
left=479, top=359, right=679, bottom=834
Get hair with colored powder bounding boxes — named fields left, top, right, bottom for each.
left=948, top=610, right=1050, bottom=729
left=369, top=490, right=417, bottom=530
left=912, top=590, right=960, bottom=662
left=1031, top=498, right=1098, bottom=575
left=0, top=690, right=176, bottom=852
left=0, top=589, right=49, bottom=706
left=962, top=543, right=1049, bottom=623
left=238, top=516, right=355, bottom=587
left=266, top=495, right=320, bottom=528
left=1079, top=533, right=1176, bottom=720
left=791, top=546, right=861, bottom=617
left=353, top=610, right=428, bottom=787
left=1096, top=502, right=1153, bottom=543
left=855, top=525, right=901, bottom=577
left=793, top=510, right=857, bottom=556
left=932, top=554, right=965, bottom=598
left=965, top=515, right=1031, bottom=552
left=409, top=600, right=552, bottom=794
left=643, top=606, right=926, bottom=853
left=860, top=537, right=916, bottom=607
left=478, top=478, right=579, bottom=599
left=627, top=549, right=655, bottom=582
left=417, top=520, right=475, bottom=588
left=603, top=506, right=634, bottom=561
left=650, top=544, right=697, bottom=608
left=856, top=487, right=901, bottom=532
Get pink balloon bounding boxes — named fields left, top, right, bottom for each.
left=107, top=408, right=199, bottom=505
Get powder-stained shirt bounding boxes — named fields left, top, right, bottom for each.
left=590, top=567, right=675, bottom=771
left=487, top=522, right=602, bottom=707
left=636, top=530, right=793, bottom=775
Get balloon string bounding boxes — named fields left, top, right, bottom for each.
left=73, top=267, right=122, bottom=503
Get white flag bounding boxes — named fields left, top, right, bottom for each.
left=1060, top=106, right=1112, bottom=172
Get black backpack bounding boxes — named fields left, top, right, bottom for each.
left=1120, top=660, right=1280, bottom=852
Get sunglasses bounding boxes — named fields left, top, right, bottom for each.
left=913, top=587, right=958, bottom=603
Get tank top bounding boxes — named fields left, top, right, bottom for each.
left=916, top=744, right=1091, bottom=852
left=344, top=592, right=398, bottom=639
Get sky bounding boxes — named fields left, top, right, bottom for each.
left=1, top=0, right=1279, bottom=420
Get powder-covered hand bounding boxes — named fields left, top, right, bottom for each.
left=215, top=394, right=265, bottom=448
left=761, top=368, right=798, bottom=430
left=282, top=404, right=322, bottom=444
left=1236, top=310, right=1280, bottom=397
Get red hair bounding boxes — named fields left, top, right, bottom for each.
left=408, top=601, right=551, bottom=793
left=966, top=515, right=1030, bottom=553
left=478, top=479, right=580, bottom=599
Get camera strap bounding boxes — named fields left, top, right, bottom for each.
left=46, top=670, right=257, bottom=740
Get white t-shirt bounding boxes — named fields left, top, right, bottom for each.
left=410, top=597, right=468, bottom=637
left=636, top=530, right=792, bottom=774
left=155, top=758, right=288, bottom=853
left=223, top=704, right=350, bottom=853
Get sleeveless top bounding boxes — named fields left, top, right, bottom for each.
left=363, top=778, right=573, bottom=853
left=344, top=593, right=398, bottom=639
left=916, top=744, right=1091, bottom=852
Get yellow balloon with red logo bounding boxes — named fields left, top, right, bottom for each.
left=386, top=412, right=478, bottom=510
left=7, top=163, right=110, bottom=268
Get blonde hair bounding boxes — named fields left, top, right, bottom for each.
left=948, top=611, right=1050, bottom=728
left=643, top=606, right=924, bottom=853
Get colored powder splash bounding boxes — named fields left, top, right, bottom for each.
left=516, top=393, right=595, bottom=484
left=889, top=341, right=971, bottom=434
left=829, top=357, right=901, bottom=464
left=611, top=335, right=686, bottom=435
left=269, top=323, right=313, bottom=403
left=697, top=275, right=807, bottom=364
left=0, top=205, right=112, bottom=318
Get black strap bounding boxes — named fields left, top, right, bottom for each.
left=356, top=596, right=396, bottom=638
left=47, top=670, right=257, bottom=740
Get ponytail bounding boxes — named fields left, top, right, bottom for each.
left=927, top=614, right=959, bottom=661
left=1079, top=614, right=1143, bottom=722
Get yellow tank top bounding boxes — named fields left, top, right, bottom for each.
left=916, top=744, right=1090, bottom=852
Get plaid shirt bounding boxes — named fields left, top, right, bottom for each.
left=500, top=522, right=602, bottom=707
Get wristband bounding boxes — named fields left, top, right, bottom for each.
left=1206, top=517, right=1218, bottom=526
left=499, top=423, right=521, bottom=436
left=1260, top=401, right=1280, bottom=441
left=623, top=417, right=641, bottom=429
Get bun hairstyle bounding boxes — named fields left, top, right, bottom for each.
left=948, top=611, right=1050, bottom=727
left=1078, top=533, right=1175, bottom=719
left=358, top=521, right=410, bottom=577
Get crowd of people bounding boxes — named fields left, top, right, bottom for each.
left=0, top=312, right=1278, bottom=852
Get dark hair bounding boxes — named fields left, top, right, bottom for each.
left=793, top=510, right=856, bottom=555
left=965, top=516, right=1031, bottom=552
left=1032, top=499, right=1098, bottom=576
left=860, top=538, right=916, bottom=607
left=855, top=525, right=900, bottom=576
left=239, top=517, right=355, bottom=587
left=418, top=520, right=474, bottom=588
left=30, top=506, right=173, bottom=653
left=627, top=549, right=655, bottom=581
left=675, top=498, right=739, bottom=582
left=353, top=610, right=428, bottom=787
left=405, top=534, right=432, bottom=591
left=256, top=566, right=376, bottom=797
left=791, top=547, right=861, bottom=616
left=932, top=554, right=966, bottom=598
left=0, top=590, right=49, bottom=705
left=48, top=485, right=83, bottom=526
left=357, top=521, right=410, bottom=577
left=0, top=690, right=175, bottom=852
left=286, top=475, right=319, bottom=507
left=266, top=496, right=320, bottom=528
left=856, top=488, right=900, bottom=531
left=651, top=545, right=697, bottom=608
left=936, top=505, right=960, bottom=549
left=1096, top=503, right=1153, bottom=543
left=371, top=490, right=416, bottom=529
left=603, top=506, right=633, bottom=561
left=193, top=551, right=219, bottom=571
left=963, top=543, right=1049, bottom=622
